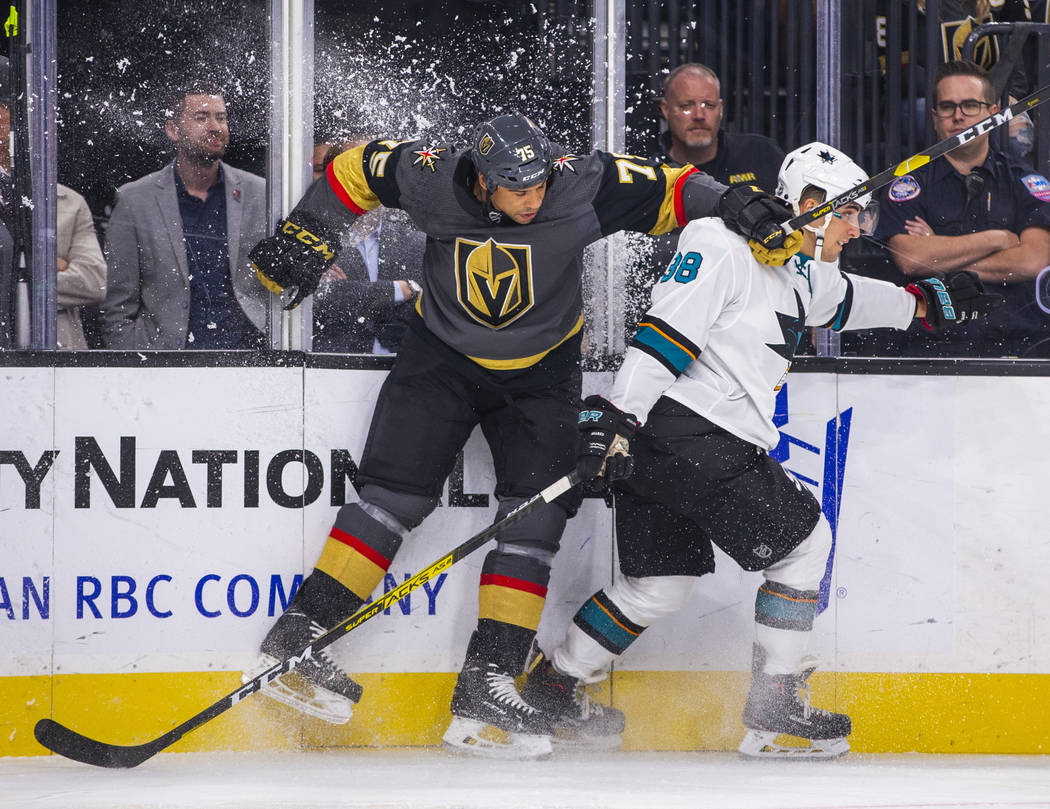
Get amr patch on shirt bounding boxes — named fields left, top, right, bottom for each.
left=1021, top=173, right=1050, bottom=203
left=454, top=237, right=534, bottom=328
left=887, top=175, right=921, bottom=203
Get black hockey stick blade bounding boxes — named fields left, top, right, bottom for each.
left=35, top=717, right=185, bottom=769
left=780, top=83, right=1050, bottom=235
left=33, top=471, right=581, bottom=768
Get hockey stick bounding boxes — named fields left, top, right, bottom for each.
left=778, top=83, right=1050, bottom=237
left=34, top=471, right=581, bottom=768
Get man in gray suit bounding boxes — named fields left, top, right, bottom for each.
left=101, top=82, right=268, bottom=349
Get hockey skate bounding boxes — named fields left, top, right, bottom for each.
left=242, top=609, right=363, bottom=724
left=520, top=652, right=625, bottom=750
left=738, top=648, right=850, bottom=761
left=442, top=661, right=553, bottom=760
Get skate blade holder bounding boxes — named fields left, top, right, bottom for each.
left=242, top=655, right=355, bottom=725
left=258, top=671, right=355, bottom=724
left=738, top=729, right=849, bottom=761
left=442, top=716, right=553, bottom=760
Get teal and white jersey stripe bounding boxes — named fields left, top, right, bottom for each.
left=630, top=315, right=701, bottom=376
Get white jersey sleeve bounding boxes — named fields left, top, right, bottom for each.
left=610, top=219, right=748, bottom=423
left=805, top=263, right=917, bottom=332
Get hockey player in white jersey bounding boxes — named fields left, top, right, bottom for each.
left=521, top=142, right=1002, bottom=758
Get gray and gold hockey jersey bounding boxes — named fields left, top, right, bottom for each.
left=296, top=137, right=726, bottom=369
left=612, top=218, right=918, bottom=449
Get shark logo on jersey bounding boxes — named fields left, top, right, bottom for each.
left=766, top=290, right=806, bottom=361
left=454, top=237, right=534, bottom=328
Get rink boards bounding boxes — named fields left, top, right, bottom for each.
left=3, top=361, right=1050, bottom=756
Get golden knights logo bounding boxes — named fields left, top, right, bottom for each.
left=454, top=238, right=534, bottom=328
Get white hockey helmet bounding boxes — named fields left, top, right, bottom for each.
left=775, top=142, right=871, bottom=215
left=775, top=142, right=872, bottom=260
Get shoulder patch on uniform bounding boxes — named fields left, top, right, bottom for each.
left=553, top=154, right=578, bottom=173
left=887, top=175, right=921, bottom=203
left=412, top=145, right=446, bottom=172
left=1021, top=173, right=1050, bottom=202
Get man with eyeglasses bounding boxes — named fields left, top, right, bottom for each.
left=874, top=60, right=1050, bottom=358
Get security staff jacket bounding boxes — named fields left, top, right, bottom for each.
left=876, top=148, right=1050, bottom=356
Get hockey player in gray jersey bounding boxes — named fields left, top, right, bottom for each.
left=521, top=142, right=1002, bottom=759
left=244, top=111, right=802, bottom=760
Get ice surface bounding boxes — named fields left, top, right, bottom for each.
left=4, top=749, right=1050, bottom=809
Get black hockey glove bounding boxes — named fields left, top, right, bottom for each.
left=251, top=211, right=341, bottom=310
left=905, top=270, right=1004, bottom=331
left=577, top=395, right=639, bottom=487
left=716, top=185, right=803, bottom=267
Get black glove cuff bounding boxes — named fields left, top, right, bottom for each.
left=716, top=186, right=790, bottom=249
left=579, top=395, right=639, bottom=436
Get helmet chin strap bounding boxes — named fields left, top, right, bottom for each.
left=802, top=213, right=833, bottom=262
left=812, top=231, right=826, bottom=262
left=476, top=176, right=505, bottom=223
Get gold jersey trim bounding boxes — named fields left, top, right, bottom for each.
left=650, top=164, right=700, bottom=235
left=466, top=313, right=583, bottom=370
left=329, top=144, right=382, bottom=213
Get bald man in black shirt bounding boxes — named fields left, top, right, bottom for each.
left=625, top=63, right=787, bottom=337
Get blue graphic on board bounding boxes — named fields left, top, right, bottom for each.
left=769, top=383, right=852, bottom=615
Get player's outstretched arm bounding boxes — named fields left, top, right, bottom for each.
left=252, top=140, right=393, bottom=309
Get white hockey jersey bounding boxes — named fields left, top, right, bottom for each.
left=611, top=218, right=917, bottom=450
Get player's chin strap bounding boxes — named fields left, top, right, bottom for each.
left=798, top=209, right=832, bottom=262
left=478, top=187, right=503, bottom=223
left=811, top=229, right=827, bottom=262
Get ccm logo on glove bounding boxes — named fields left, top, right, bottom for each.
left=280, top=220, right=337, bottom=261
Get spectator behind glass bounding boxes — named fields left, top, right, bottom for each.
left=875, top=1, right=1035, bottom=149
left=657, top=63, right=785, bottom=189
left=310, top=138, right=425, bottom=354
left=100, top=82, right=268, bottom=349
left=56, top=183, right=106, bottom=349
left=0, top=58, right=103, bottom=349
left=624, top=63, right=787, bottom=338
left=874, top=60, right=1050, bottom=357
